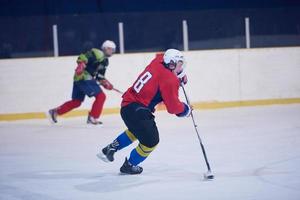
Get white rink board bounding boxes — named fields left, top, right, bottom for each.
left=0, top=47, right=300, bottom=114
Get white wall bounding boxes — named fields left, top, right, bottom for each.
left=0, top=47, right=299, bottom=114
left=183, top=47, right=300, bottom=102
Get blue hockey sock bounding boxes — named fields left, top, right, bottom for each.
left=128, top=143, right=156, bottom=166
left=115, top=129, right=137, bottom=151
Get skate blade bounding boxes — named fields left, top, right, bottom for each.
left=203, top=171, right=214, bottom=180
left=87, top=121, right=103, bottom=126
left=45, top=111, right=56, bottom=124
left=96, top=153, right=110, bottom=163
left=118, top=172, right=140, bottom=176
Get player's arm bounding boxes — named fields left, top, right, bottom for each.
left=160, top=77, right=191, bottom=117
left=177, top=68, right=188, bottom=85
left=91, top=48, right=107, bottom=81
left=95, top=59, right=108, bottom=81
left=92, top=48, right=105, bottom=63
left=73, top=53, right=89, bottom=81
left=77, top=53, right=88, bottom=64
left=97, top=67, right=113, bottom=90
left=91, top=49, right=113, bottom=90
left=77, top=48, right=103, bottom=66
left=98, top=78, right=113, bottom=90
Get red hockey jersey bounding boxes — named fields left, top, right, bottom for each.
left=121, top=54, right=185, bottom=115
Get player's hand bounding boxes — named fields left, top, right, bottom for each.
left=185, top=103, right=192, bottom=117
left=100, top=79, right=113, bottom=90
left=180, top=74, right=188, bottom=85
left=75, top=62, right=86, bottom=75
left=177, top=69, right=188, bottom=85
left=176, top=103, right=192, bottom=117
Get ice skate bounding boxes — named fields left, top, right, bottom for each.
left=97, top=143, right=117, bottom=162
left=120, top=158, right=143, bottom=175
left=47, top=109, right=58, bottom=124
left=87, top=115, right=103, bottom=125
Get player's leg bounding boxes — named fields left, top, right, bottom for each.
left=119, top=103, right=159, bottom=174
left=120, top=143, right=156, bottom=175
left=98, top=103, right=140, bottom=162
left=48, top=82, right=84, bottom=123
left=98, top=103, right=159, bottom=174
left=125, top=128, right=158, bottom=166
left=88, top=91, right=106, bottom=124
left=77, top=80, right=104, bottom=125
left=55, top=99, right=82, bottom=114
left=120, top=114, right=159, bottom=175
left=98, top=129, right=137, bottom=162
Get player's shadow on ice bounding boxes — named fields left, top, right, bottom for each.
left=75, top=175, right=159, bottom=193
left=9, top=170, right=159, bottom=193
left=10, top=170, right=105, bottom=180
left=0, top=184, right=62, bottom=200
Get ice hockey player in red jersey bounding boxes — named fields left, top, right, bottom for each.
left=98, top=49, right=190, bottom=174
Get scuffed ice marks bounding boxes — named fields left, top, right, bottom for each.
left=0, top=184, right=62, bottom=200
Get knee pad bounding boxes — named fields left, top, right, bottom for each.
left=145, top=136, right=159, bottom=148
left=72, top=99, right=82, bottom=108
left=136, top=143, right=157, bottom=158
left=96, top=92, right=106, bottom=101
left=125, top=129, right=137, bottom=142
left=139, top=119, right=160, bottom=147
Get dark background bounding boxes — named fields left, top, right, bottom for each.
left=0, top=0, right=300, bottom=58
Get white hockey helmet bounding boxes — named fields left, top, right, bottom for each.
left=163, top=49, right=184, bottom=70
left=101, top=40, right=116, bottom=52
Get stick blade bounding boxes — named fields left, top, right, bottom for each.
left=204, top=171, right=214, bottom=180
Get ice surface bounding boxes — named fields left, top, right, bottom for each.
left=0, top=105, right=300, bottom=200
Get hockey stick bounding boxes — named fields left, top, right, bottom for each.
left=181, top=83, right=214, bottom=180
left=112, top=88, right=124, bottom=95
left=97, top=80, right=124, bottom=95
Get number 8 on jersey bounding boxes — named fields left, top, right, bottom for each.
left=133, top=71, right=152, bottom=93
